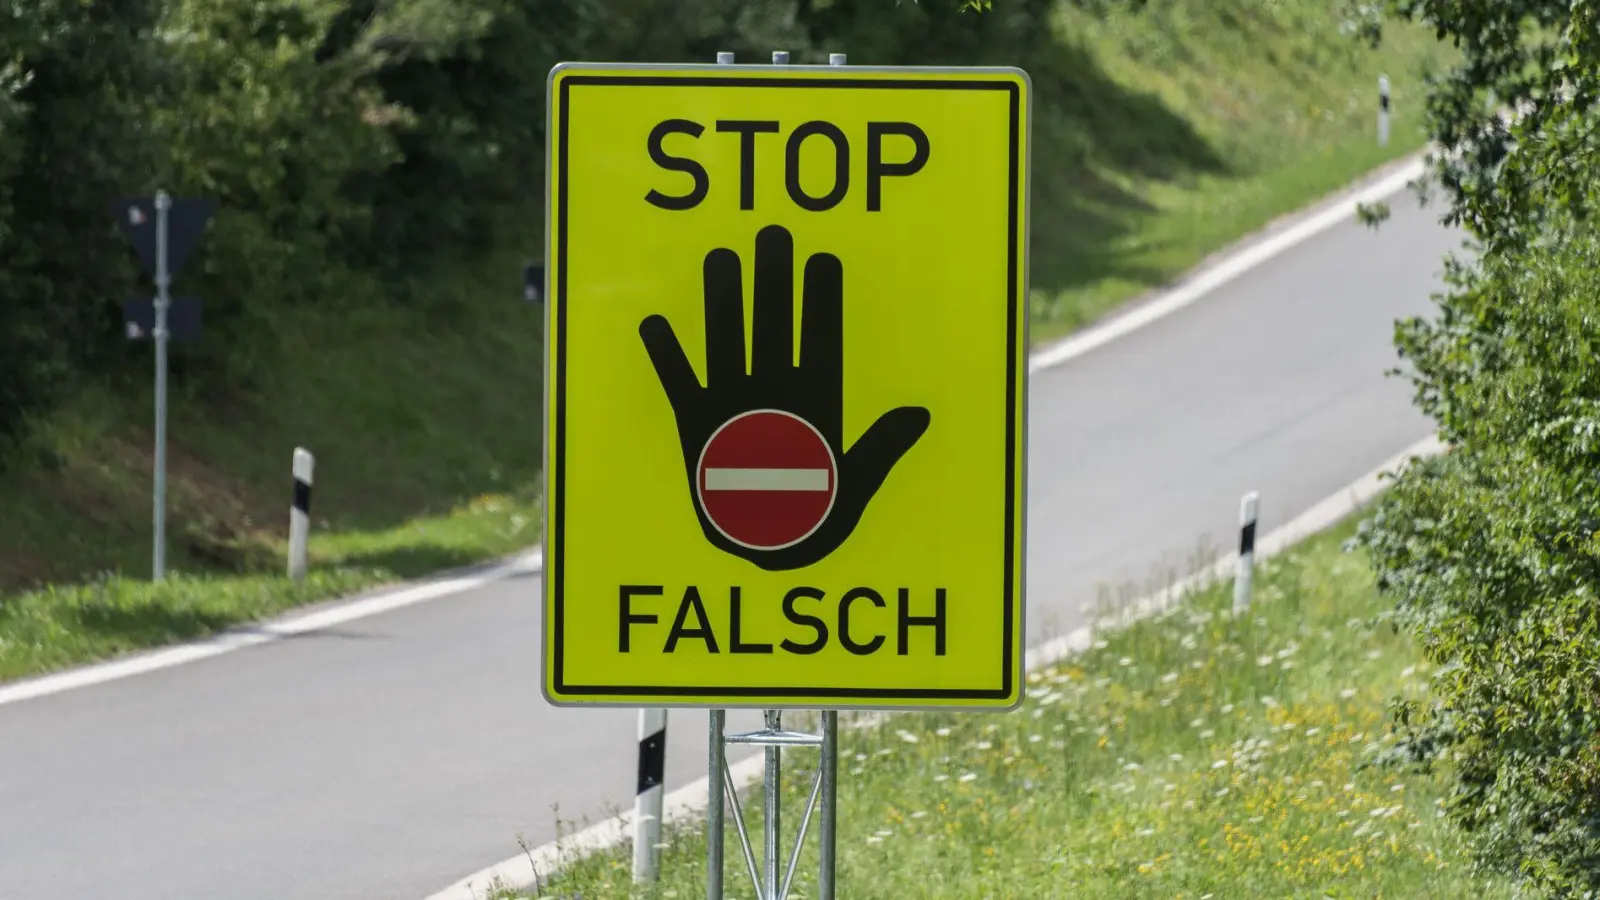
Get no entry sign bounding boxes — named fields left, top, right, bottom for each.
left=697, top=410, right=837, bottom=551
left=542, top=62, right=1032, bottom=711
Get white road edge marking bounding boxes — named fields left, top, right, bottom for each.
left=426, top=432, right=1448, bottom=900
left=0, top=549, right=545, bottom=708
left=1027, top=155, right=1427, bottom=372
left=0, top=150, right=1429, bottom=713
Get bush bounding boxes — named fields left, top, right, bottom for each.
left=1355, top=1, right=1600, bottom=888
left=1358, top=210, right=1600, bottom=894
left=149, top=0, right=400, bottom=392
left=0, top=0, right=1106, bottom=445
left=330, top=0, right=596, bottom=290
left=0, top=0, right=165, bottom=449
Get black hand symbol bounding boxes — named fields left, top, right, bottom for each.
left=639, top=224, right=931, bottom=571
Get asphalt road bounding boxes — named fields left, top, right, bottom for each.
left=0, top=188, right=1462, bottom=899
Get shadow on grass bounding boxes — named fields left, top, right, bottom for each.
left=333, top=544, right=495, bottom=580
left=1014, top=17, right=1230, bottom=297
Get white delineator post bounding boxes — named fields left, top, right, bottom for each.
left=633, top=707, right=668, bottom=882
left=1234, top=490, right=1260, bottom=614
left=288, top=448, right=314, bottom=582
left=1378, top=75, right=1391, bottom=147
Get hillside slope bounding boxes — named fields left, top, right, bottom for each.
left=0, top=0, right=1452, bottom=676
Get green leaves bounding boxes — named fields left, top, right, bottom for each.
left=1355, top=200, right=1393, bottom=228
left=0, top=0, right=166, bottom=448
left=0, top=0, right=585, bottom=440
left=1354, top=4, right=1600, bottom=859
left=1361, top=201, right=1600, bottom=894
left=1365, top=0, right=1600, bottom=248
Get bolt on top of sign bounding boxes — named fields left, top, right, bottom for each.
left=542, top=61, right=1031, bottom=711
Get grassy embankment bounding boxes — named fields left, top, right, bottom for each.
left=0, top=0, right=1454, bottom=681
left=501, top=520, right=1507, bottom=899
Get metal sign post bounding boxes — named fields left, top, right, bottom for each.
left=699, top=49, right=847, bottom=900
left=110, top=191, right=215, bottom=581
left=152, top=191, right=171, bottom=580
left=707, top=709, right=838, bottom=900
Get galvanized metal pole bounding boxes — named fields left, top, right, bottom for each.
left=705, top=46, right=736, bottom=900
left=762, top=709, right=783, bottom=899
left=819, top=710, right=838, bottom=900
left=707, top=709, right=726, bottom=900
left=152, top=190, right=172, bottom=581
left=761, top=48, right=791, bottom=900
left=815, top=50, right=848, bottom=900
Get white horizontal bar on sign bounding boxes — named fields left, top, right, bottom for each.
left=702, top=467, right=829, bottom=492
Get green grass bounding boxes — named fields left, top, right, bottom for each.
left=498, top=521, right=1506, bottom=899
left=0, top=214, right=550, bottom=678
left=0, top=0, right=1455, bottom=684
left=1023, top=1, right=1446, bottom=341
left=0, top=569, right=386, bottom=680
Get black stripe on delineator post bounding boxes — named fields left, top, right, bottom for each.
left=637, top=729, right=665, bottom=794
left=293, top=478, right=312, bottom=515
left=1239, top=520, right=1256, bottom=557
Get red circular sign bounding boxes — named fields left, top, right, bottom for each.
left=696, top=409, right=838, bottom=550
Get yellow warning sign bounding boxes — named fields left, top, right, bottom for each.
left=542, top=62, right=1031, bottom=710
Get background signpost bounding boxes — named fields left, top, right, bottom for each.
left=542, top=52, right=1031, bottom=899
left=522, top=260, right=544, bottom=304
left=111, top=191, right=216, bottom=581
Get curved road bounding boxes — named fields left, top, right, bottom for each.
left=0, top=177, right=1460, bottom=899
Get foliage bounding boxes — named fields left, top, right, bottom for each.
left=1354, top=0, right=1600, bottom=252
left=0, top=0, right=1058, bottom=447
left=150, top=0, right=400, bottom=391
left=328, top=0, right=596, bottom=291
left=1358, top=215, right=1600, bottom=895
left=1347, top=0, right=1600, bottom=893
left=0, top=0, right=164, bottom=452
left=0, top=565, right=388, bottom=680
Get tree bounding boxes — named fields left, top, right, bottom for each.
left=1355, top=0, right=1600, bottom=253
left=1353, top=1, right=1600, bottom=894
left=0, top=0, right=166, bottom=449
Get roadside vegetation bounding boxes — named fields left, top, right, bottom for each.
left=498, top=520, right=1509, bottom=899
left=1347, top=1, right=1600, bottom=895
left=0, top=0, right=1451, bottom=682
